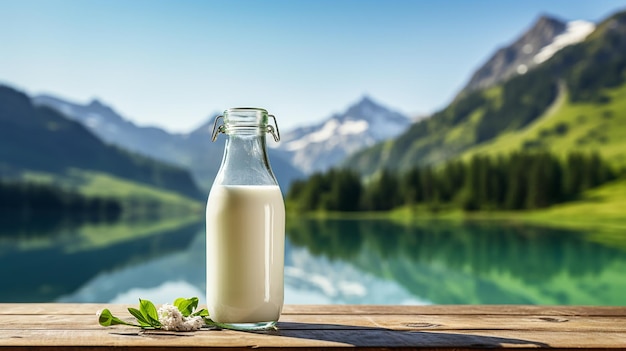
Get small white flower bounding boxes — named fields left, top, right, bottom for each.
left=184, top=316, right=204, bottom=331
left=157, top=304, right=203, bottom=331
left=96, top=309, right=103, bottom=317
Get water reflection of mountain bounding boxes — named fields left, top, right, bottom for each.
left=284, top=239, right=428, bottom=305
left=0, top=220, right=202, bottom=302
left=60, top=230, right=424, bottom=305
left=58, top=229, right=206, bottom=303
left=286, top=219, right=626, bottom=305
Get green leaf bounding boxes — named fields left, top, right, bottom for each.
left=173, top=297, right=187, bottom=309
left=187, top=297, right=199, bottom=310
left=139, top=299, right=161, bottom=327
left=174, top=297, right=198, bottom=317
left=128, top=307, right=151, bottom=327
left=191, top=308, right=209, bottom=317
left=98, top=309, right=139, bottom=328
left=173, top=298, right=190, bottom=317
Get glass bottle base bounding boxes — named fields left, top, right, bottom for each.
left=214, top=321, right=277, bottom=331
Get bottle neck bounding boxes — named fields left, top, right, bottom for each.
left=215, top=132, right=278, bottom=186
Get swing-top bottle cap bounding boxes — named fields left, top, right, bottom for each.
left=212, top=108, right=280, bottom=142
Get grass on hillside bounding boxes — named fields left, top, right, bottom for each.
left=22, top=169, right=203, bottom=216
left=522, top=177, right=626, bottom=230
left=460, top=83, right=626, bottom=168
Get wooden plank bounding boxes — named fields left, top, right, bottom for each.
left=283, top=304, right=626, bottom=317
left=278, top=314, right=626, bottom=332
left=1, top=304, right=625, bottom=349
left=0, top=303, right=107, bottom=315
left=2, top=304, right=625, bottom=317
left=0, top=313, right=624, bottom=333
left=1, top=329, right=626, bottom=349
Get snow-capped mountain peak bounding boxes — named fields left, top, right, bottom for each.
left=276, top=96, right=411, bottom=174
left=460, top=15, right=599, bottom=96
left=534, top=20, right=596, bottom=64
left=459, top=15, right=596, bottom=94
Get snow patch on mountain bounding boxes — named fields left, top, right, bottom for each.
left=85, top=113, right=103, bottom=129
left=339, top=119, right=369, bottom=135
left=534, top=20, right=596, bottom=63
left=59, top=104, right=75, bottom=117
left=283, top=118, right=371, bottom=152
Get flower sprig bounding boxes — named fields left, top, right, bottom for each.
left=97, top=297, right=210, bottom=332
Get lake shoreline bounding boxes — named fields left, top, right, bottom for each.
left=287, top=207, right=626, bottom=233
left=286, top=177, right=626, bottom=233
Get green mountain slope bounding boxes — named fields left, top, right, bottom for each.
left=0, top=85, right=202, bottom=201
left=461, top=83, right=626, bottom=166
left=344, top=10, right=626, bottom=175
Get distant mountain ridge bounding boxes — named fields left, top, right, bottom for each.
left=460, top=15, right=595, bottom=95
left=0, top=86, right=201, bottom=199
left=274, top=96, right=411, bottom=174
left=34, top=95, right=304, bottom=192
left=34, top=95, right=181, bottom=162
left=344, top=10, right=626, bottom=175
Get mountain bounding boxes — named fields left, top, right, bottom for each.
left=33, top=96, right=304, bottom=192
left=344, top=10, right=626, bottom=175
left=0, top=85, right=201, bottom=199
left=274, top=96, right=411, bottom=174
left=32, top=96, right=184, bottom=165
left=460, top=15, right=595, bottom=95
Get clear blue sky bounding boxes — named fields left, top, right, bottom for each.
left=1, top=0, right=624, bottom=132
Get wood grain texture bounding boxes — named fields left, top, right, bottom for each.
left=0, top=304, right=625, bottom=350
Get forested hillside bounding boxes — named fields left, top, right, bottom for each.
left=0, top=86, right=202, bottom=200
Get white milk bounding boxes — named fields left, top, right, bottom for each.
left=205, top=184, right=285, bottom=324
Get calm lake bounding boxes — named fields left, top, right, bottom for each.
left=1, top=215, right=625, bottom=305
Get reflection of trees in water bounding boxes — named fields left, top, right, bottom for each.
left=0, top=213, right=120, bottom=238
left=0, top=221, right=202, bottom=302
left=286, top=219, right=626, bottom=303
left=288, top=220, right=365, bottom=261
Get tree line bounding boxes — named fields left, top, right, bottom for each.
left=287, top=151, right=616, bottom=212
left=0, top=179, right=122, bottom=222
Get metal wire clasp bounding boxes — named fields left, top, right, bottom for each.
left=267, top=115, right=281, bottom=142
left=211, top=115, right=225, bottom=142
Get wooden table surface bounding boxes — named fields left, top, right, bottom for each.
left=0, top=304, right=625, bottom=350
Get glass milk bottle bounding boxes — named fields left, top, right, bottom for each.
left=206, top=108, right=285, bottom=330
